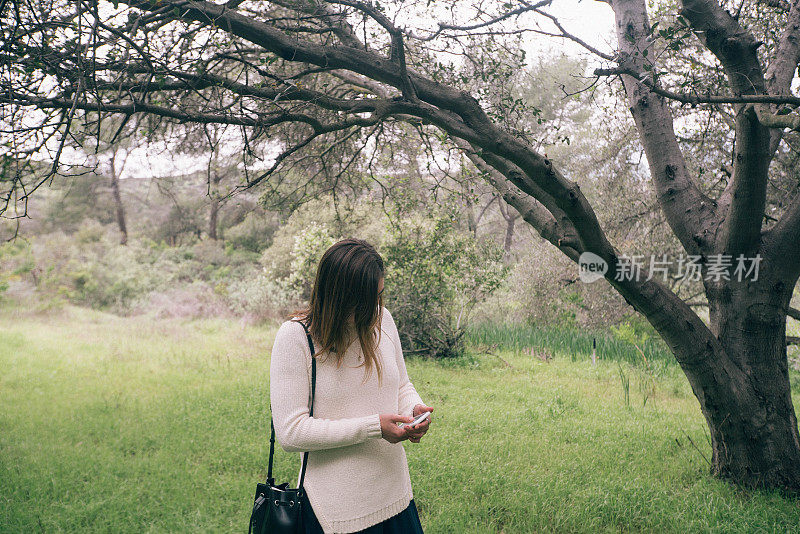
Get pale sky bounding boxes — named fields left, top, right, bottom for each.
left=529, top=0, right=617, bottom=58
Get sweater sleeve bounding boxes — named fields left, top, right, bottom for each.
left=382, top=308, right=425, bottom=417
left=269, top=321, right=383, bottom=453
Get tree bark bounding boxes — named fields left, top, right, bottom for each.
left=697, top=274, right=800, bottom=490
left=603, top=266, right=800, bottom=492
left=207, top=132, right=222, bottom=241
left=497, top=196, right=518, bottom=254
left=109, top=153, right=128, bottom=246
left=209, top=196, right=219, bottom=240
left=503, top=215, right=515, bottom=252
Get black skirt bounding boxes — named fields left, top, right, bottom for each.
left=300, top=491, right=424, bottom=534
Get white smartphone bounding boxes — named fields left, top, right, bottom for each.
left=398, top=410, right=430, bottom=428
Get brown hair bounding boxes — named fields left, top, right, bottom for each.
left=292, top=238, right=385, bottom=385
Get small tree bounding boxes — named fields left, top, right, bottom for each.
left=383, top=213, right=507, bottom=358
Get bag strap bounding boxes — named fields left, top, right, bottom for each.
left=267, top=319, right=317, bottom=491
left=297, top=321, right=316, bottom=491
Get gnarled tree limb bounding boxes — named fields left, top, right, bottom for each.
left=611, top=0, right=720, bottom=257
left=679, top=0, right=771, bottom=258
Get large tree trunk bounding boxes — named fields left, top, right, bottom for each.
left=607, top=0, right=800, bottom=492
left=602, top=262, right=800, bottom=492
left=695, top=277, right=800, bottom=490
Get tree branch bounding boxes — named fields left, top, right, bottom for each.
left=116, top=0, right=627, bottom=262
left=765, top=1, right=800, bottom=96
left=594, top=67, right=800, bottom=106
left=326, top=0, right=418, bottom=100
left=457, top=141, right=581, bottom=254
left=679, top=0, right=771, bottom=258
left=412, top=0, right=553, bottom=42
left=764, top=195, right=800, bottom=281
left=610, top=0, right=720, bottom=257
left=762, top=0, right=800, bottom=153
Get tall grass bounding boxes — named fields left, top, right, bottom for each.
left=467, top=322, right=674, bottom=366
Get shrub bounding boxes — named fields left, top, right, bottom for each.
left=224, top=211, right=276, bottom=253
left=226, top=274, right=297, bottom=322
left=132, top=281, right=231, bottom=319
left=260, top=195, right=386, bottom=280
left=262, top=221, right=337, bottom=300
left=285, top=222, right=337, bottom=299
left=74, top=218, right=105, bottom=244
left=484, top=240, right=631, bottom=328
left=382, top=213, right=508, bottom=358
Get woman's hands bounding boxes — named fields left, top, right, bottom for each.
left=379, top=414, right=415, bottom=443
left=379, top=405, right=434, bottom=444
left=407, top=404, right=433, bottom=443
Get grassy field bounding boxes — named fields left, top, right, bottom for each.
left=1, top=305, right=799, bottom=533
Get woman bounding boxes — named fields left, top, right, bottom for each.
left=270, top=238, right=433, bottom=534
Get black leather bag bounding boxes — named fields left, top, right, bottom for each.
left=250, top=321, right=317, bottom=534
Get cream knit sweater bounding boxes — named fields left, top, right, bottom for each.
left=269, top=307, right=425, bottom=534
